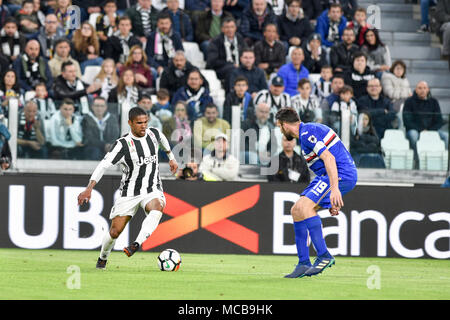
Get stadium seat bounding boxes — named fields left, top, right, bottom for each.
left=380, top=129, right=414, bottom=170
left=308, top=74, right=321, bottom=85
left=416, top=131, right=448, bottom=171
left=183, top=42, right=206, bottom=69
left=89, top=13, right=101, bottom=31
left=82, top=66, right=101, bottom=85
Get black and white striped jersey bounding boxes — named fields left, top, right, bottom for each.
left=90, top=127, right=171, bottom=197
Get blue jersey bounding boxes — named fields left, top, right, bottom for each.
left=299, top=122, right=357, bottom=181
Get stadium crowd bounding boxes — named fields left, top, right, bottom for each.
left=0, top=0, right=448, bottom=181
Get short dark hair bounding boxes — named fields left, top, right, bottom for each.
left=339, top=85, right=354, bottom=95
left=353, top=51, right=367, bottom=62
left=128, top=106, right=147, bottom=121
left=103, top=0, right=117, bottom=6
left=221, top=16, right=236, bottom=27
left=61, top=60, right=75, bottom=72
left=205, top=103, right=218, bottom=111
left=61, top=98, right=75, bottom=108
left=297, top=78, right=310, bottom=88
left=34, top=82, right=47, bottom=90
left=275, top=107, right=300, bottom=124
left=390, top=60, right=407, bottom=78
left=55, top=37, right=71, bottom=48
left=234, top=75, right=248, bottom=85
left=157, top=11, right=172, bottom=22
left=157, top=88, right=170, bottom=100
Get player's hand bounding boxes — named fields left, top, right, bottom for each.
left=330, top=187, right=344, bottom=209
left=169, top=159, right=178, bottom=175
left=77, top=189, right=92, bottom=206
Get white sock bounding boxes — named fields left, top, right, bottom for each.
left=135, top=210, right=163, bottom=246
left=99, top=232, right=116, bottom=260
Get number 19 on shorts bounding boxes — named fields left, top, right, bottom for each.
left=311, top=181, right=329, bottom=197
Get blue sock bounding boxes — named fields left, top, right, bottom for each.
left=293, top=220, right=311, bottom=265
left=304, top=216, right=330, bottom=258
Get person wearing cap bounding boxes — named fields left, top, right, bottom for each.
left=254, top=23, right=286, bottom=77
left=199, top=132, right=239, bottom=181
left=254, top=75, right=291, bottom=123
left=277, top=47, right=310, bottom=96
left=193, top=103, right=231, bottom=150
left=302, top=33, right=328, bottom=74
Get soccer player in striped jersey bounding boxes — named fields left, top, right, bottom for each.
left=77, top=107, right=178, bottom=270
left=275, top=107, right=357, bottom=278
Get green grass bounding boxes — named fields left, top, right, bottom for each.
left=0, top=248, right=449, bottom=300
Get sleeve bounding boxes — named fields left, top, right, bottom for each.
left=301, top=126, right=327, bottom=157
left=90, top=139, right=124, bottom=183
left=151, top=127, right=175, bottom=160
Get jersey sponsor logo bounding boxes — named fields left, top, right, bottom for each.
left=135, top=155, right=157, bottom=166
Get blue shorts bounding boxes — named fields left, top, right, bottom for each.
left=301, top=175, right=357, bottom=209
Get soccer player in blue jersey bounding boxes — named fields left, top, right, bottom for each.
left=275, top=107, right=357, bottom=278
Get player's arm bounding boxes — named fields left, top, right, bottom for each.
left=77, top=140, right=123, bottom=206
left=319, top=149, right=344, bottom=209
left=155, top=129, right=178, bottom=175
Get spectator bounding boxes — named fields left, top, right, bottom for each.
left=172, top=69, right=213, bottom=121
left=53, top=60, right=101, bottom=115
left=48, top=37, right=82, bottom=79
left=13, top=39, right=53, bottom=93
left=241, top=102, right=278, bottom=165
left=267, top=0, right=285, bottom=16
left=125, top=0, right=160, bottom=43
left=176, top=157, right=203, bottom=181
left=81, top=96, right=120, bottom=160
left=137, top=93, right=163, bottom=131
left=254, top=22, right=285, bottom=77
left=315, top=3, right=347, bottom=48
left=0, top=1, right=11, bottom=30
left=162, top=100, right=192, bottom=146
left=47, top=98, right=83, bottom=159
left=333, top=0, right=357, bottom=21
left=312, top=65, right=333, bottom=103
left=0, top=17, right=26, bottom=64
left=239, top=0, right=278, bottom=47
left=350, top=111, right=385, bottom=168
left=199, top=132, right=239, bottom=181
left=153, top=88, right=173, bottom=121
left=0, top=110, right=10, bottom=152
left=223, top=0, right=249, bottom=21
left=417, top=0, right=437, bottom=33
left=361, top=28, right=391, bottom=75
left=277, top=46, right=309, bottom=96
left=435, top=0, right=450, bottom=67
left=253, top=75, right=291, bottom=123
left=329, top=85, right=358, bottom=134
left=95, top=0, right=119, bottom=53
left=343, top=51, right=375, bottom=99
left=278, top=0, right=313, bottom=50
left=36, top=13, right=64, bottom=60
left=195, top=0, right=233, bottom=59
left=93, top=58, right=119, bottom=103
left=162, top=0, right=194, bottom=42
left=330, top=26, right=359, bottom=73
left=15, top=0, right=40, bottom=36
left=223, top=75, right=255, bottom=124
left=104, top=16, right=142, bottom=67
left=302, top=33, right=328, bottom=74
left=381, top=60, right=412, bottom=114
left=228, top=48, right=267, bottom=96
left=319, top=73, right=345, bottom=112
left=292, top=78, right=322, bottom=123
left=17, top=100, right=47, bottom=158
left=347, top=7, right=372, bottom=46
left=357, top=78, right=396, bottom=139
left=54, top=0, right=73, bottom=38
left=301, top=0, right=323, bottom=22
left=193, top=103, right=230, bottom=150
left=267, top=135, right=310, bottom=183
left=108, top=68, right=141, bottom=108
left=119, top=45, right=153, bottom=91
left=159, top=50, right=196, bottom=98
left=206, top=17, right=246, bottom=82
left=0, top=69, right=23, bottom=114
left=145, top=11, right=184, bottom=76
left=33, top=82, right=56, bottom=120
left=71, top=21, right=104, bottom=73
left=403, top=81, right=448, bottom=158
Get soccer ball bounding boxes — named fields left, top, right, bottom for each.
left=157, top=249, right=181, bottom=271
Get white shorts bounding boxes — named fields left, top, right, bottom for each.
left=109, top=191, right=166, bottom=219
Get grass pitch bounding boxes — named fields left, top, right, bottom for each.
left=0, top=248, right=449, bottom=300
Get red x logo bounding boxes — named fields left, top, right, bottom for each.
left=141, top=185, right=260, bottom=253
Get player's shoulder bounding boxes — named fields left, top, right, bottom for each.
left=147, top=127, right=161, bottom=140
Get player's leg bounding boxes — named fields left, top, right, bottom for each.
left=284, top=196, right=317, bottom=278
left=124, top=194, right=165, bottom=257
left=97, top=215, right=132, bottom=269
